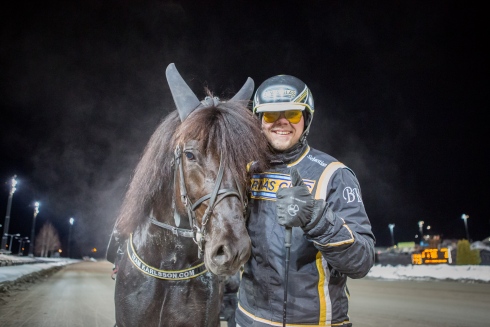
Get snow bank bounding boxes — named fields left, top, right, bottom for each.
left=367, top=264, right=490, bottom=282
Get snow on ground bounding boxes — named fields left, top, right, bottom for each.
left=1, top=254, right=489, bottom=284
left=0, top=260, right=80, bottom=283
left=0, top=254, right=82, bottom=283
left=367, top=264, right=490, bottom=282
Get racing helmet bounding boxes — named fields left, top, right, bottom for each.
left=253, top=75, right=314, bottom=139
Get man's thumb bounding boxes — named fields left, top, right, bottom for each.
left=290, top=167, right=305, bottom=187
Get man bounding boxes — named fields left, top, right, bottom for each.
left=236, top=75, right=375, bottom=327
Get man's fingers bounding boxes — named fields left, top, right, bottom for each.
left=290, top=167, right=305, bottom=187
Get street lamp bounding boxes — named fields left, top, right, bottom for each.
left=28, top=201, right=40, bottom=257
left=388, top=224, right=395, bottom=247
left=418, top=221, right=424, bottom=245
left=68, top=217, right=75, bottom=258
left=1, top=175, right=17, bottom=251
left=461, top=214, right=470, bottom=241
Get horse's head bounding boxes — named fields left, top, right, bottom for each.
left=167, top=63, right=269, bottom=276
left=171, top=137, right=249, bottom=275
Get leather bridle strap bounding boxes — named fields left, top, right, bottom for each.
left=192, top=156, right=241, bottom=225
left=185, top=151, right=240, bottom=257
left=150, top=144, right=244, bottom=258
left=149, top=212, right=194, bottom=238
left=191, top=188, right=240, bottom=211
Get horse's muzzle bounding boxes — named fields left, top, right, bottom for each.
left=204, top=233, right=251, bottom=276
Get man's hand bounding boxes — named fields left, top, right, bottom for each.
left=276, top=167, right=325, bottom=229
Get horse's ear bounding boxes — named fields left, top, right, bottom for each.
left=166, top=63, right=201, bottom=122
left=230, top=77, right=255, bottom=102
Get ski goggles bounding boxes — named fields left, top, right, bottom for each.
left=262, top=110, right=303, bottom=124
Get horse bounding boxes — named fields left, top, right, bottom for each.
left=107, top=63, right=270, bottom=327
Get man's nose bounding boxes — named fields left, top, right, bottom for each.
left=275, top=112, right=289, bottom=123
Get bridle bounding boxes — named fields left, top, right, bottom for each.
left=150, top=144, right=246, bottom=258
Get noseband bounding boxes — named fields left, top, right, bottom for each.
left=150, top=144, right=245, bottom=258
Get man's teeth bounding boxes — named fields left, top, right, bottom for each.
left=275, top=131, right=290, bottom=135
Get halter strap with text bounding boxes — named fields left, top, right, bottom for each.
left=127, top=233, right=208, bottom=280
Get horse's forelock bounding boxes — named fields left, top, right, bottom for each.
left=176, top=102, right=270, bottom=187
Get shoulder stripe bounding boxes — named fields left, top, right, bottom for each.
left=314, top=162, right=346, bottom=200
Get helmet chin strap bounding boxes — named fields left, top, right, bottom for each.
left=299, top=113, right=313, bottom=143
left=300, top=125, right=310, bottom=143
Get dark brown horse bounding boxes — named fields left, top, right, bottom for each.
left=107, top=64, right=269, bottom=327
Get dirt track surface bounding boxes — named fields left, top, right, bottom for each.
left=348, top=277, right=490, bottom=327
left=1, top=261, right=489, bottom=327
left=0, top=260, right=116, bottom=327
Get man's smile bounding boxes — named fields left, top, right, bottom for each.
left=272, top=130, right=292, bottom=135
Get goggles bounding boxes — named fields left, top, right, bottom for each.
left=262, top=110, right=303, bottom=124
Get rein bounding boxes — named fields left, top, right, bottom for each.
left=150, top=144, right=245, bottom=258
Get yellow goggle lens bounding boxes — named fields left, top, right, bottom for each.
left=263, top=111, right=280, bottom=123
left=263, top=110, right=303, bottom=124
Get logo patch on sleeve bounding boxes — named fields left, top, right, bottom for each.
left=250, top=173, right=316, bottom=200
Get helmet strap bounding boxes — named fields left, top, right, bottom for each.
left=300, top=124, right=310, bottom=144
left=300, top=113, right=313, bottom=143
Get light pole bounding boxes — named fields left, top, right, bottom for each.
left=1, top=176, right=17, bottom=251
left=28, top=201, right=40, bottom=257
left=68, top=217, right=74, bottom=258
left=388, top=224, right=395, bottom=247
left=461, top=213, right=470, bottom=241
left=418, top=220, right=424, bottom=245
left=17, top=237, right=29, bottom=256
left=7, top=233, right=20, bottom=253
left=14, top=236, right=20, bottom=253
left=23, top=239, right=30, bottom=256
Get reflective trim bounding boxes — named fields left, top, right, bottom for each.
left=287, top=145, right=311, bottom=167
left=314, top=162, right=346, bottom=200
left=316, top=252, right=332, bottom=325
left=313, top=221, right=355, bottom=248
left=238, top=303, right=346, bottom=327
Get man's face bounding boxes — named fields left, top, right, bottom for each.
left=261, top=110, right=305, bottom=151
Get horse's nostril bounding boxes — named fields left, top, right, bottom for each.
left=216, top=245, right=226, bottom=257
left=213, top=244, right=233, bottom=266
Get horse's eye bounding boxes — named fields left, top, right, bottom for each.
left=184, top=151, right=195, bottom=160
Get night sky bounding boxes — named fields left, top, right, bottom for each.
left=0, top=1, right=487, bottom=257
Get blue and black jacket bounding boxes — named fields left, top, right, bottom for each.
left=236, top=141, right=375, bottom=327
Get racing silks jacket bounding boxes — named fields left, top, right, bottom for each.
left=236, top=142, right=375, bottom=327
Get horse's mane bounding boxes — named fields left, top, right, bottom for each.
left=114, top=100, right=270, bottom=237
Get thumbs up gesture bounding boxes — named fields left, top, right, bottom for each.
left=276, top=167, right=326, bottom=230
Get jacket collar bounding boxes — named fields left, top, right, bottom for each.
left=269, top=140, right=309, bottom=165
